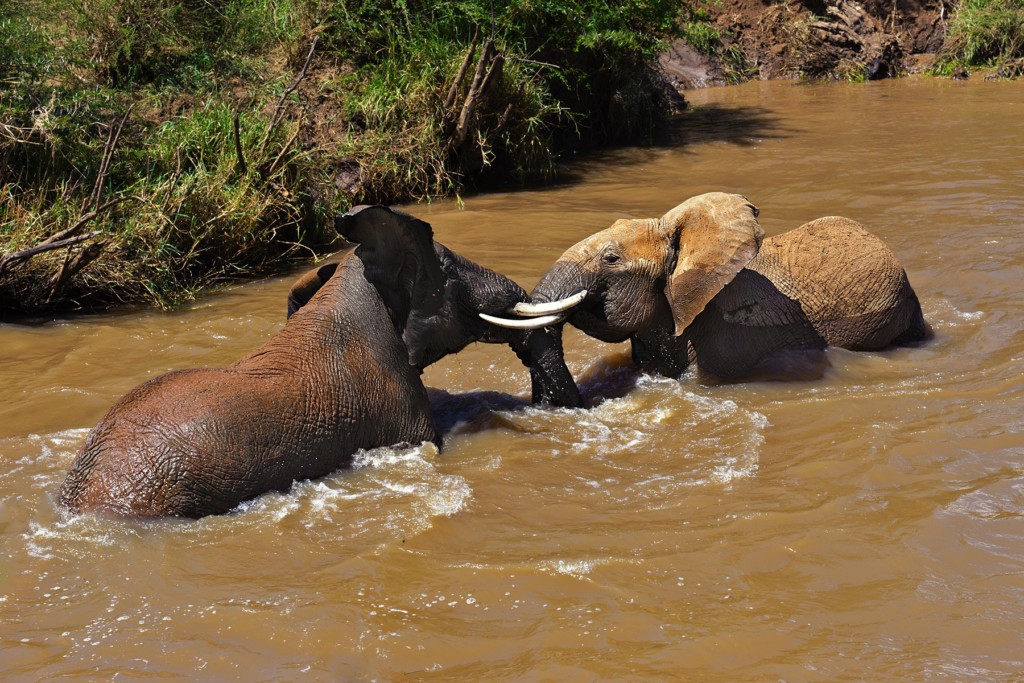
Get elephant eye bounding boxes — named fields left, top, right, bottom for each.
left=602, top=252, right=621, bottom=265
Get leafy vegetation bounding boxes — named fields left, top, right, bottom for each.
left=1, top=0, right=685, bottom=315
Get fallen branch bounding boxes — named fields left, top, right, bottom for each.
left=0, top=231, right=101, bottom=275
left=444, top=27, right=481, bottom=113
left=450, top=39, right=503, bottom=152
left=0, top=194, right=141, bottom=275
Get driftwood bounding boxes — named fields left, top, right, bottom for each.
left=0, top=231, right=101, bottom=276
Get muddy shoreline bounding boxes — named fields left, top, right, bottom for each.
left=662, top=0, right=948, bottom=89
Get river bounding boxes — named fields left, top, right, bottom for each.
left=2, top=77, right=1023, bottom=680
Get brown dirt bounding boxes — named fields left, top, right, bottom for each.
left=662, top=0, right=949, bottom=88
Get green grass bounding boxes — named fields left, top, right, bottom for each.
left=936, top=0, right=1024, bottom=73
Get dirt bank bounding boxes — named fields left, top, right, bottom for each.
left=662, top=0, right=948, bottom=88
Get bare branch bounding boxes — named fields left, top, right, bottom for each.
left=264, top=125, right=302, bottom=180
left=46, top=240, right=107, bottom=304
left=506, top=56, right=562, bottom=70
left=260, top=35, right=319, bottom=153
left=86, top=104, right=134, bottom=214
left=477, top=53, right=505, bottom=101
left=161, top=147, right=183, bottom=214
left=452, top=40, right=500, bottom=151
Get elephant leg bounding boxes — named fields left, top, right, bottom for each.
left=630, top=318, right=692, bottom=378
left=510, top=327, right=583, bottom=408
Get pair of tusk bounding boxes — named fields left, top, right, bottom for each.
left=478, top=290, right=587, bottom=330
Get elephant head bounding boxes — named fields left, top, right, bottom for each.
left=485, top=192, right=767, bottom=377
left=288, top=205, right=582, bottom=408
left=486, top=192, right=926, bottom=379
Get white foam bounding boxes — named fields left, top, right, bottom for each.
left=236, top=442, right=472, bottom=543
left=508, top=373, right=764, bottom=486
left=540, top=558, right=598, bottom=578
left=926, top=298, right=985, bottom=328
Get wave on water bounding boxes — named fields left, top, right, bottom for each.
left=926, top=298, right=984, bottom=331
left=231, top=442, right=473, bottom=545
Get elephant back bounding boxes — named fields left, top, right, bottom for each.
left=748, top=216, right=925, bottom=350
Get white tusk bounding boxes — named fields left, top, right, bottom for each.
left=479, top=312, right=566, bottom=329
left=510, top=289, right=588, bottom=317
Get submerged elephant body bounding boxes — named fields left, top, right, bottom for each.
left=61, top=250, right=436, bottom=517
left=61, top=206, right=580, bottom=518
left=744, top=215, right=926, bottom=351
left=511, top=192, right=926, bottom=379
left=687, top=214, right=927, bottom=377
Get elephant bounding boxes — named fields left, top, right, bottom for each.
left=483, top=192, right=927, bottom=380
left=59, top=205, right=581, bottom=518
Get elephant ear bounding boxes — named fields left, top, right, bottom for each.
left=335, top=205, right=447, bottom=367
left=286, top=262, right=339, bottom=318
left=662, top=192, right=763, bottom=336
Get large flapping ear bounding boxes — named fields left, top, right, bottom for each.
left=662, top=192, right=763, bottom=335
left=286, top=262, right=339, bottom=318
left=335, top=206, right=447, bottom=365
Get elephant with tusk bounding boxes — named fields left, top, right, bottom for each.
left=60, top=205, right=581, bottom=518
left=483, top=192, right=927, bottom=379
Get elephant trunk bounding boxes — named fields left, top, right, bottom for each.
left=530, top=261, right=592, bottom=306
left=512, top=326, right=582, bottom=408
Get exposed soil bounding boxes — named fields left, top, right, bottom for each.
left=661, top=0, right=949, bottom=89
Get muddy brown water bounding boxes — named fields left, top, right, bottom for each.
left=3, top=77, right=1024, bottom=681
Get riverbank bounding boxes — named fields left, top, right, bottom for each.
left=0, top=1, right=682, bottom=317
left=663, top=0, right=1024, bottom=88
left=2, top=0, right=1021, bottom=318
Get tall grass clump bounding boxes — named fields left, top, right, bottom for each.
left=936, top=0, right=1024, bottom=72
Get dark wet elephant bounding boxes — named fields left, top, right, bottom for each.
left=60, top=205, right=580, bottom=518
left=486, top=192, right=926, bottom=379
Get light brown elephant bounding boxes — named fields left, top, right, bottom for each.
left=484, top=192, right=927, bottom=379
left=60, top=205, right=581, bottom=518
